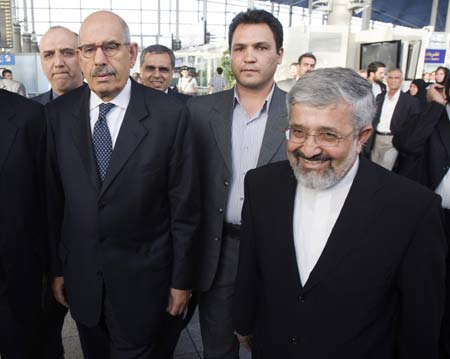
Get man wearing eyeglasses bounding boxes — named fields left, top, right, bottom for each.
left=233, top=68, right=446, bottom=359
left=139, top=44, right=190, bottom=103
left=46, top=11, right=200, bottom=358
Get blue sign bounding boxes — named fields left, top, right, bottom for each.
left=0, top=54, right=15, bottom=65
left=425, top=49, right=446, bottom=63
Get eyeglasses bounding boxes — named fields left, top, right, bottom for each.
left=77, top=41, right=130, bottom=58
left=285, top=127, right=354, bottom=147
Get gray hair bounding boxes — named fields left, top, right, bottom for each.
left=287, top=67, right=376, bottom=131
left=140, top=44, right=175, bottom=68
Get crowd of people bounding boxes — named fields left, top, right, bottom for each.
left=1, top=6, right=450, bottom=359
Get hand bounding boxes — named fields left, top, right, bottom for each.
left=52, top=276, right=69, bottom=308
left=235, top=332, right=252, bottom=352
left=166, top=288, right=191, bottom=316
left=427, top=84, right=447, bottom=106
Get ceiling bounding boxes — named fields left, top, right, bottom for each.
left=263, top=0, right=450, bottom=31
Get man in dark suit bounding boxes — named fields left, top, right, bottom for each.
left=34, top=25, right=84, bottom=359
left=33, top=26, right=84, bottom=106
left=188, top=9, right=287, bottom=358
left=46, top=11, right=200, bottom=358
left=233, top=68, right=447, bottom=359
left=364, top=68, right=420, bottom=172
left=139, top=44, right=190, bottom=103
left=0, top=90, right=46, bottom=358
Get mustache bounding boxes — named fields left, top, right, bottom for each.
left=293, top=149, right=331, bottom=162
left=91, top=66, right=116, bottom=77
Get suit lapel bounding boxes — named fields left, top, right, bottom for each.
left=99, top=81, right=148, bottom=198
left=210, top=89, right=234, bottom=173
left=302, top=157, right=384, bottom=294
left=257, top=86, right=288, bottom=166
left=278, top=163, right=304, bottom=289
left=0, top=94, right=18, bottom=176
left=68, top=85, right=101, bottom=192
left=390, top=92, right=406, bottom=132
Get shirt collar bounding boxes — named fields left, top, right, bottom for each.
left=90, top=78, right=132, bottom=110
left=233, top=82, right=275, bottom=112
left=387, top=88, right=401, bottom=101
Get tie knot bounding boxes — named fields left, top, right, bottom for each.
left=99, top=103, right=115, bottom=118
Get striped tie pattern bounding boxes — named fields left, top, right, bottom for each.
left=92, top=102, right=115, bottom=181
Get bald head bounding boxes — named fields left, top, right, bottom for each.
left=39, top=26, right=84, bottom=96
left=78, top=11, right=138, bottom=102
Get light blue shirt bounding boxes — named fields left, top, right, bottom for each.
left=225, top=85, right=275, bottom=224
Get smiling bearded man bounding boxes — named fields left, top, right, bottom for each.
left=232, top=67, right=447, bottom=359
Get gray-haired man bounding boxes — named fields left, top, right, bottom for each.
left=233, top=67, right=446, bottom=359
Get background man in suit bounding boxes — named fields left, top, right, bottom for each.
left=367, top=61, right=386, bottom=97
left=139, top=44, right=192, bottom=358
left=364, top=68, right=420, bottom=171
left=46, top=11, right=200, bottom=358
left=233, top=68, right=447, bottom=359
left=277, top=52, right=316, bottom=92
left=188, top=9, right=287, bottom=358
left=0, top=90, right=46, bottom=358
left=34, top=26, right=84, bottom=105
left=139, top=44, right=190, bottom=103
left=34, top=25, right=84, bottom=359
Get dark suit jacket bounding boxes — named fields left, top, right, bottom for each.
left=187, top=86, right=288, bottom=291
left=32, top=90, right=53, bottom=105
left=364, top=91, right=420, bottom=156
left=233, top=158, right=446, bottom=359
left=46, top=81, right=200, bottom=345
left=0, top=89, right=46, bottom=324
left=168, top=87, right=190, bottom=103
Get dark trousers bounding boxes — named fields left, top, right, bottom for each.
left=0, top=281, right=42, bottom=359
left=198, top=234, right=240, bottom=359
left=76, top=292, right=167, bottom=359
left=41, top=276, right=68, bottom=359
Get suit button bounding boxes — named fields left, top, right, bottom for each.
left=290, top=336, right=299, bottom=344
left=298, top=295, right=305, bottom=303
left=224, top=180, right=229, bottom=187
left=96, top=271, right=103, bottom=276
left=100, top=237, right=106, bottom=242
left=99, top=202, right=106, bottom=209
left=214, top=237, right=220, bottom=241
left=218, top=208, right=223, bottom=214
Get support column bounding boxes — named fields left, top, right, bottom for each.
left=328, top=0, right=352, bottom=26
left=430, top=0, right=439, bottom=28
left=362, top=0, right=372, bottom=30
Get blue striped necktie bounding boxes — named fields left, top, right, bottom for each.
left=92, top=102, right=115, bottom=181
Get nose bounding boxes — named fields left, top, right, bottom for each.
left=243, top=48, right=256, bottom=62
left=54, top=52, right=65, bottom=67
left=94, top=46, right=107, bottom=66
left=300, top=135, right=322, bottom=158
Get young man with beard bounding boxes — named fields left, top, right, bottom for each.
left=233, top=67, right=446, bottom=359
left=187, top=8, right=287, bottom=358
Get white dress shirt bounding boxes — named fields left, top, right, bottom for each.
left=377, top=89, right=401, bottom=133
left=293, top=158, right=359, bottom=286
left=89, top=78, right=131, bottom=148
left=435, top=105, right=450, bottom=209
